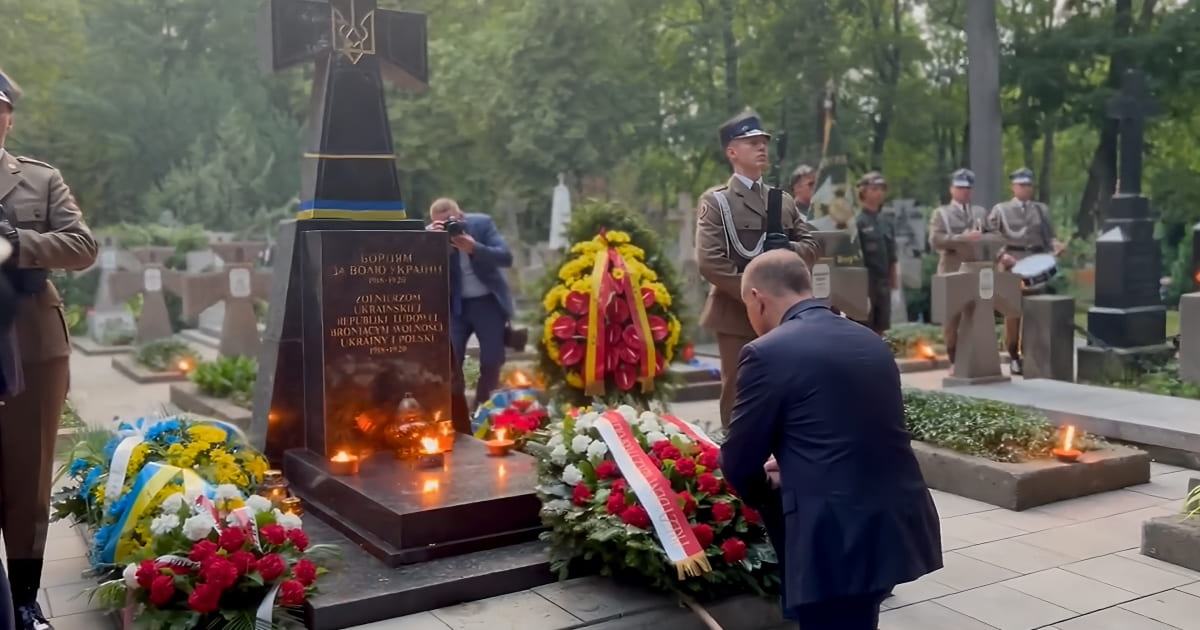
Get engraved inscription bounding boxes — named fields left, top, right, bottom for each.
left=143, top=268, right=162, bottom=292
left=325, top=252, right=447, bottom=356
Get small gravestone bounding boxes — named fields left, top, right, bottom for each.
left=109, top=246, right=180, bottom=344
left=178, top=243, right=272, bottom=358
left=887, top=199, right=925, bottom=323
left=1191, top=222, right=1200, bottom=293
left=1022, top=295, right=1075, bottom=381
left=86, top=235, right=136, bottom=343
left=933, top=236, right=1021, bottom=385
left=1078, top=70, right=1175, bottom=381
left=811, top=231, right=870, bottom=321
left=1182, top=292, right=1200, bottom=385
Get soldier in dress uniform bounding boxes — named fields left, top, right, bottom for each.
left=855, top=172, right=897, bottom=335
left=789, top=164, right=817, bottom=221
left=0, top=69, right=97, bottom=630
left=696, top=109, right=820, bottom=427
left=928, top=168, right=993, bottom=367
left=989, top=167, right=1065, bottom=375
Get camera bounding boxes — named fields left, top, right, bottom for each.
left=443, top=218, right=465, bottom=237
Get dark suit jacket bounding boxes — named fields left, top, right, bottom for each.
left=720, top=299, right=942, bottom=610
left=0, top=274, right=22, bottom=398
left=450, top=213, right=515, bottom=319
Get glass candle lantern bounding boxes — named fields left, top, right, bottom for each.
left=386, top=393, right=430, bottom=460
left=257, top=470, right=290, bottom=508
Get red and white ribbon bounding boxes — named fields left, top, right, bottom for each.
left=593, top=411, right=712, bottom=579
left=661, top=414, right=718, bottom=450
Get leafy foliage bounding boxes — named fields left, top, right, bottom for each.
left=902, top=388, right=1104, bottom=463
left=135, top=339, right=201, bottom=373
left=883, top=323, right=945, bottom=358
left=190, top=356, right=257, bottom=408
left=1100, top=363, right=1200, bottom=401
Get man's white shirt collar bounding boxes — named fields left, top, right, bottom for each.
left=734, top=173, right=763, bottom=190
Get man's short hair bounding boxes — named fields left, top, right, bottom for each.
left=429, top=197, right=460, bottom=215
left=789, top=164, right=816, bottom=190
left=743, top=250, right=812, bottom=297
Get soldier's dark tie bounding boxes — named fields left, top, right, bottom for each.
left=750, top=181, right=765, bottom=205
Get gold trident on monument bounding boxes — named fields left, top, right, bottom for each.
left=332, top=0, right=376, bottom=64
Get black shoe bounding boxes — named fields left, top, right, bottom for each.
left=15, top=602, right=53, bottom=630
left=1010, top=358, right=1023, bottom=376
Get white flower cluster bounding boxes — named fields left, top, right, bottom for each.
left=549, top=405, right=692, bottom=488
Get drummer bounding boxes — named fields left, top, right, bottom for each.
left=991, top=167, right=1066, bottom=375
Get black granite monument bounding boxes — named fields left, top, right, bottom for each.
left=248, top=2, right=544, bottom=613
left=1077, top=70, right=1175, bottom=382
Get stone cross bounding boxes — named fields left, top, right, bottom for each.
left=548, top=173, right=572, bottom=250
left=965, top=0, right=1004, bottom=209
left=178, top=243, right=272, bottom=358
left=1108, top=70, right=1161, bottom=197
left=811, top=231, right=869, bottom=321
left=933, top=237, right=1022, bottom=385
left=1181, top=292, right=1200, bottom=385
left=85, top=235, right=136, bottom=342
left=259, top=0, right=428, bottom=219
left=108, top=246, right=180, bottom=345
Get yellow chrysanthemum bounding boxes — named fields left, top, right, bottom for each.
left=242, top=455, right=269, bottom=483
left=547, top=343, right=561, bottom=363
left=571, top=240, right=605, bottom=255
left=569, top=278, right=591, bottom=294
left=604, top=231, right=631, bottom=244
left=611, top=268, right=626, bottom=281
left=645, top=282, right=672, bottom=309
left=127, top=443, right=150, bottom=474
left=665, top=316, right=682, bottom=361
left=93, top=484, right=105, bottom=502
left=187, top=425, right=227, bottom=445
left=543, top=285, right=568, bottom=314
left=616, top=244, right=645, bottom=262
left=566, top=372, right=584, bottom=388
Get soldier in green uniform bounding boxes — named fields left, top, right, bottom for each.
left=855, top=172, right=897, bottom=335
left=989, top=167, right=1065, bottom=375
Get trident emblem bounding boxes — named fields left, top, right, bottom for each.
left=332, top=0, right=376, bottom=64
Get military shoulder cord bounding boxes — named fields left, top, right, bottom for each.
left=712, top=191, right=766, bottom=260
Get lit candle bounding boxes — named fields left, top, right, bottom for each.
left=486, top=427, right=514, bottom=457
left=177, top=358, right=194, bottom=373
left=280, top=496, right=303, bottom=517
left=328, top=450, right=360, bottom=476
left=916, top=342, right=936, bottom=360
left=437, top=415, right=455, bottom=452
left=1052, top=425, right=1081, bottom=463
left=257, top=470, right=290, bottom=508
left=417, top=438, right=445, bottom=469
left=508, top=370, right=532, bottom=389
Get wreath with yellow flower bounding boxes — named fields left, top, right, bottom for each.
left=538, top=200, right=687, bottom=408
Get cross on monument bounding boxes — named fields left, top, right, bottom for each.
left=259, top=0, right=428, bottom=220
left=811, top=231, right=870, bottom=321
left=178, top=243, right=273, bottom=358
left=933, top=238, right=1022, bottom=386
left=108, top=246, right=181, bottom=345
left=1108, top=70, right=1161, bottom=197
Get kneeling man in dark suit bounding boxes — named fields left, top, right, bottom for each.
left=720, top=249, right=942, bottom=629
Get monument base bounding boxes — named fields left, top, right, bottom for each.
left=942, top=374, right=1011, bottom=388
left=1076, top=343, right=1175, bottom=384
left=284, top=437, right=543, bottom=568
left=1086, top=305, right=1167, bottom=348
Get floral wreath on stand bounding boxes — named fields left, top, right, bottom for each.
left=540, top=229, right=683, bottom=408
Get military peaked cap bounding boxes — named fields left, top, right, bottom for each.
left=0, top=69, right=21, bottom=109
left=857, top=171, right=887, bottom=188
left=719, top=109, right=771, bottom=147
left=950, top=168, right=975, bottom=188
left=1010, top=167, right=1034, bottom=184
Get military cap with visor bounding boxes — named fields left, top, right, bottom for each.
left=1010, top=167, right=1034, bottom=185
left=719, top=109, right=772, bottom=147
left=0, top=69, right=21, bottom=110
left=950, top=168, right=975, bottom=188
left=857, top=171, right=887, bottom=188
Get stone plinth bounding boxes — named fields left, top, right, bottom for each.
left=1022, top=295, right=1075, bottom=381
left=1182, top=292, right=1200, bottom=385
left=1142, top=516, right=1200, bottom=573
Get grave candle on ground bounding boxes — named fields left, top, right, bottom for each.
left=1053, top=425, right=1081, bottom=463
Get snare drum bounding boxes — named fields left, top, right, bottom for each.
left=1011, top=253, right=1057, bottom=293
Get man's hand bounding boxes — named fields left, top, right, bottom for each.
left=1052, top=239, right=1067, bottom=257
left=764, top=457, right=780, bottom=489
left=963, top=229, right=982, bottom=242
left=0, top=219, right=18, bottom=267
left=450, top=233, right=476, bottom=254
left=999, top=253, right=1016, bottom=268
left=763, top=233, right=791, bottom=252
left=426, top=220, right=444, bottom=232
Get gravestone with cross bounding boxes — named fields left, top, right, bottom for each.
left=86, top=235, right=137, bottom=342
left=811, top=231, right=870, bottom=321
left=178, top=242, right=272, bottom=357
left=108, top=246, right=180, bottom=344
left=1078, top=69, right=1175, bottom=382
left=933, top=236, right=1021, bottom=386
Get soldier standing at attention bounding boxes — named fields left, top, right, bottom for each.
left=0, top=69, right=97, bottom=630
left=695, top=109, right=820, bottom=427
left=789, top=164, right=817, bottom=221
left=855, top=172, right=897, bottom=335
left=990, top=167, right=1065, bottom=375
left=928, top=168, right=992, bottom=368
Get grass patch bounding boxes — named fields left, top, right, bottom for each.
left=190, top=355, right=257, bottom=408
left=903, top=388, right=1105, bottom=463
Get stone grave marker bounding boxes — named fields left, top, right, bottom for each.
left=1191, top=221, right=1199, bottom=293
left=933, top=235, right=1022, bottom=385
left=811, top=230, right=869, bottom=321
left=1022, top=295, right=1075, bottom=381
left=178, top=242, right=272, bottom=357
left=1078, top=70, right=1175, bottom=381
left=108, top=246, right=180, bottom=345
left=251, top=1, right=543, bottom=602
left=86, top=235, right=136, bottom=342
left=548, top=173, right=571, bottom=251
left=1182, top=292, right=1199, bottom=385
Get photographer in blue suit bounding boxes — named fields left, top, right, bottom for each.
left=427, top=198, right=515, bottom=432
left=720, top=249, right=941, bottom=630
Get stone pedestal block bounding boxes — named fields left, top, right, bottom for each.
left=1022, top=295, right=1075, bottom=381
left=1182, top=292, right=1200, bottom=385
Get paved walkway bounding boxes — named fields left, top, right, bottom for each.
left=53, top=356, right=1200, bottom=629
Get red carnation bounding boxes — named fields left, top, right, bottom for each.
left=493, top=409, right=519, bottom=430
left=711, top=502, right=735, bottom=523
left=136, top=559, right=158, bottom=590
left=692, top=524, right=714, bottom=548
left=287, top=528, right=310, bottom=552
left=611, top=478, right=627, bottom=495
left=677, top=491, right=697, bottom=515
left=279, top=579, right=307, bottom=607
left=256, top=553, right=287, bottom=582
left=621, top=505, right=651, bottom=529
left=292, top=559, right=318, bottom=587
left=188, top=540, right=219, bottom=564
left=741, top=505, right=762, bottom=525
left=188, top=583, right=222, bottom=614
left=674, top=457, right=697, bottom=478
left=721, top=538, right=748, bottom=563
left=595, top=460, right=620, bottom=480
left=261, top=524, right=288, bottom=546
left=149, top=574, right=176, bottom=606
left=648, top=455, right=663, bottom=469
left=682, top=344, right=695, bottom=362
left=572, top=484, right=594, bottom=506
left=657, top=445, right=682, bottom=461
left=697, top=473, right=722, bottom=495
left=200, top=556, right=239, bottom=591
left=698, top=449, right=720, bottom=470
left=228, top=550, right=256, bottom=576
left=606, top=492, right=627, bottom=515
left=218, top=526, right=247, bottom=553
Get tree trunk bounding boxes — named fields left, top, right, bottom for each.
left=718, top=0, right=738, bottom=114
left=1038, top=125, right=1055, bottom=205
left=1022, top=133, right=1036, bottom=175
